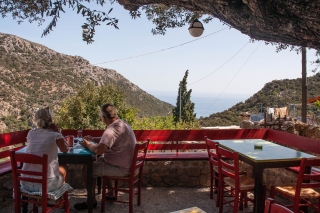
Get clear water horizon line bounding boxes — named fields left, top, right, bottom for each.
left=153, top=93, right=250, bottom=118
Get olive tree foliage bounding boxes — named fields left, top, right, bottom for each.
left=2, top=0, right=319, bottom=69
left=172, top=70, right=196, bottom=124
left=0, top=0, right=122, bottom=44
left=0, top=0, right=212, bottom=44
left=132, top=115, right=200, bottom=130
left=55, top=81, right=138, bottom=130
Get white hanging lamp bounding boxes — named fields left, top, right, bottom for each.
left=188, top=18, right=204, bottom=37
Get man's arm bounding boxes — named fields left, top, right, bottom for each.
left=83, top=135, right=101, bottom=144
left=80, top=139, right=108, bottom=155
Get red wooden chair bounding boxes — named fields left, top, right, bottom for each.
left=270, top=158, right=320, bottom=212
left=216, top=145, right=265, bottom=213
left=204, top=136, right=220, bottom=206
left=100, top=139, right=150, bottom=213
left=264, top=198, right=293, bottom=213
left=9, top=150, right=72, bottom=213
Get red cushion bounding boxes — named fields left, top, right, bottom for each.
left=286, top=166, right=320, bottom=175
left=0, top=161, right=12, bottom=175
left=145, top=152, right=208, bottom=161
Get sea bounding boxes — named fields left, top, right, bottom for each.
left=153, top=93, right=251, bottom=118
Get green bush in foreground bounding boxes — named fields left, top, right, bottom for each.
left=132, top=115, right=200, bottom=130
left=55, top=81, right=138, bottom=130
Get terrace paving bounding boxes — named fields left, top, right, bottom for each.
left=1, top=187, right=260, bottom=213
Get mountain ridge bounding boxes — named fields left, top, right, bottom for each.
left=0, top=32, right=174, bottom=131
left=199, top=73, right=320, bottom=126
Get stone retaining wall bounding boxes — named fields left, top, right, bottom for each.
left=142, top=160, right=210, bottom=187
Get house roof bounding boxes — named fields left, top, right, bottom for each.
left=307, top=96, right=320, bottom=103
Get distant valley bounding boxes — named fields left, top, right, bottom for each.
left=199, top=73, right=320, bottom=126
left=0, top=32, right=173, bottom=131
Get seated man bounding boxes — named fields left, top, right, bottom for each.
left=74, top=103, right=136, bottom=210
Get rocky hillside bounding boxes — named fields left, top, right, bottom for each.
left=0, top=32, right=173, bottom=131
left=199, top=73, right=320, bottom=126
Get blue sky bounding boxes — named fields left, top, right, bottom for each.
left=1, top=2, right=318, bottom=105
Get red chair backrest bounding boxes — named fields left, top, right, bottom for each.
left=216, top=146, right=240, bottom=186
left=129, top=139, right=150, bottom=177
left=293, top=158, right=320, bottom=212
left=9, top=150, right=49, bottom=206
left=205, top=136, right=219, bottom=167
left=264, top=198, right=293, bottom=213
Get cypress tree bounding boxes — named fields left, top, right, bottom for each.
left=173, top=70, right=196, bottom=123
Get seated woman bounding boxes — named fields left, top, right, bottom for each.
left=21, top=107, right=69, bottom=192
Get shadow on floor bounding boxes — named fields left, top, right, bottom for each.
left=1, top=187, right=255, bottom=213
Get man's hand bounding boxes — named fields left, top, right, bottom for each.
left=79, top=138, right=91, bottom=148
left=83, top=135, right=100, bottom=143
left=83, top=135, right=94, bottom=141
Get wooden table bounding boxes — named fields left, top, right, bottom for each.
left=213, top=139, right=317, bottom=213
left=58, top=147, right=95, bottom=213
left=18, top=146, right=96, bottom=213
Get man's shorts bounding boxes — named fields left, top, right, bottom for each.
left=93, top=162, right=128, bottom=177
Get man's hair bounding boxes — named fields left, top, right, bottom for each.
left=100, top=104, right=117, bottom=119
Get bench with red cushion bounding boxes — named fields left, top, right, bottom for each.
left=145, top=143, right=208, bottom=161
left=8, top=128, right=320, bottom=163
left=285, top=166, right=320, bottom=175
left=133, top=129, right=267, bottom=161
left=0, top=130, right=29, bottom=176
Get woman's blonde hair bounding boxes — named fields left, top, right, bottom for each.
left=34, top=108, right=52, bottom=128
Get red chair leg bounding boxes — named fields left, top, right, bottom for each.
left=64, top=192, right=70, bottom=213
left=114, top=180, right=118, bottom=199
left=233, top=189, right=239, bottom=213
left=101, top=177, right=107, bottom=212
left=15, top=196, right=21, bottom=213
left=218, top=184, right=223, bottom=213
left=129, top=184, right=134, bottom=213
left=239, top=192, right=244, bottom=210
left=261, top=185, right=266, bottom=212
left=137, top=179, right=142, bottom=206
left=244, top=191, right=248, bottom=208
left=97, top=176, right=102, bottom=194
left=210, top=174, right=214, bottom=199
left=270, top=186, right=275, bottom=199
left=215, top=189, right=219, bottom=207
left=22, top=200, right=28, bottom=213
left=33, top=202, right=38, bottom=213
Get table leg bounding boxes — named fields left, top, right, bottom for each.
left=87, top=161, right=93, bottom=213
left=253, top=166, right=264, bottom=213
left=300, top=166, right=311, bottom=213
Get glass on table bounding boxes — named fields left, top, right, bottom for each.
left=77, top=130, right=83, bottom=139
left=67, top=135, right=74, bottom=147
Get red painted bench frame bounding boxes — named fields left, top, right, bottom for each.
left=135, top=129, right=268, bottom=161
left=2, top=129, right=320, bottom=169
left=0, top=130, right=29, bottom=175
left=60, top=129, right=320, bottom=161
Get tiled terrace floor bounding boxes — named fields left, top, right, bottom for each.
left=0, top=187, right=261, bottom=213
